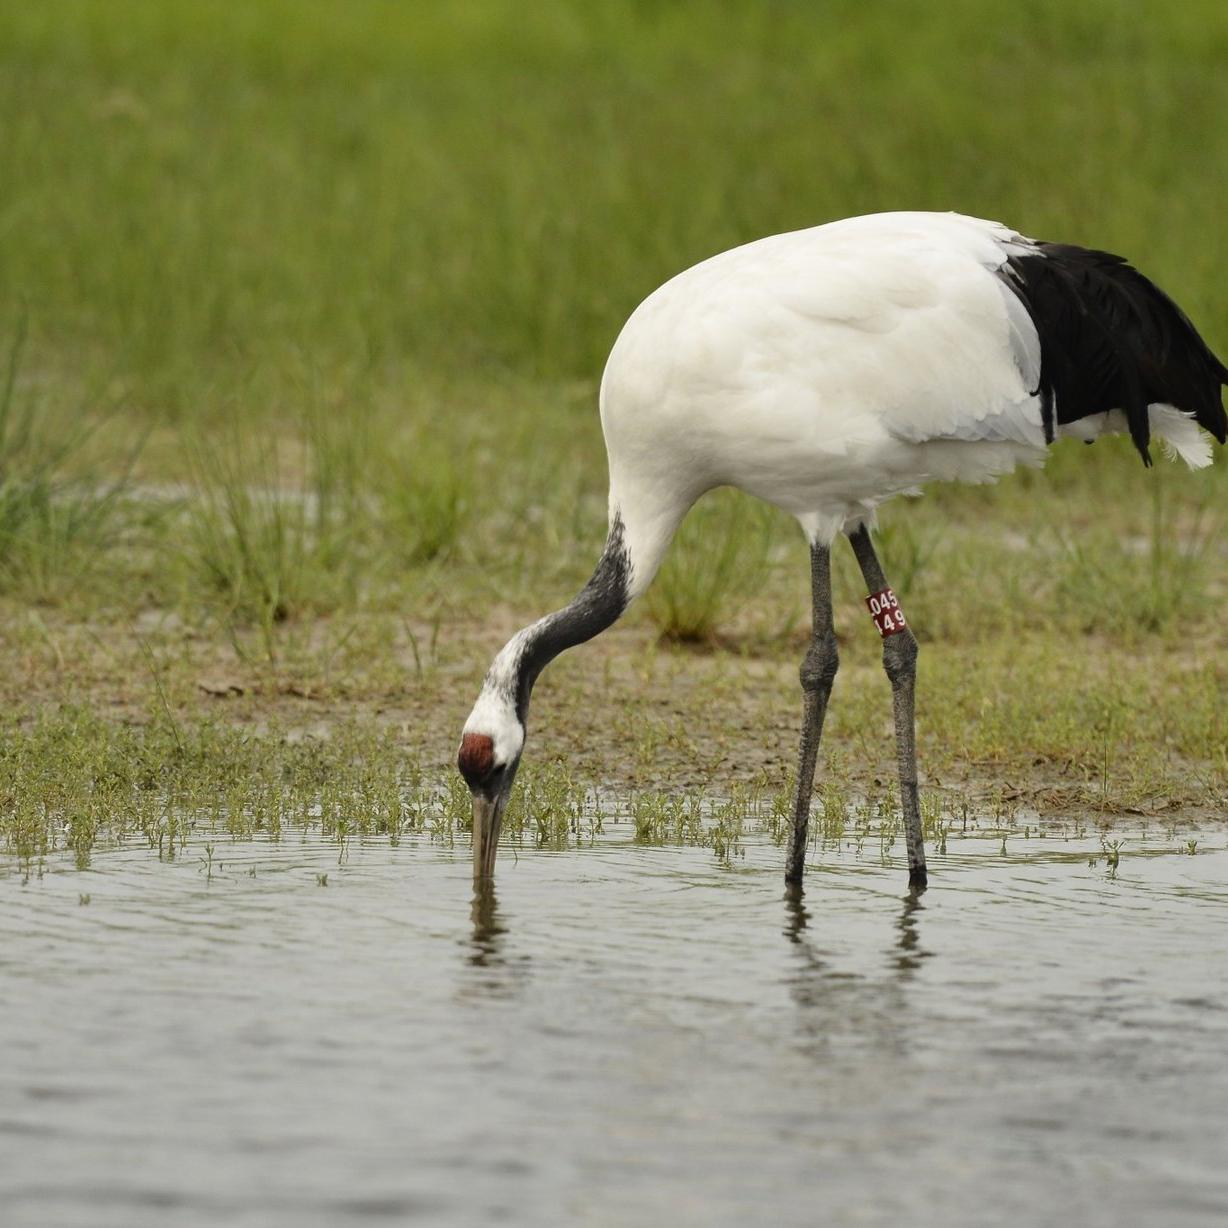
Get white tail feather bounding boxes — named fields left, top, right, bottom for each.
left=1150, top=405, right=1213, bottom=469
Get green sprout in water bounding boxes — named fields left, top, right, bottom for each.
left=1101, top=837, right=1126, bottom=880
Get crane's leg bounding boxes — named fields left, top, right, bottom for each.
left=785, top=541, right=838, bottom=884
left=847, top=525, right=927, bottom=888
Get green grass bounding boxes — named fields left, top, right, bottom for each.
left=2, top=0, right=1224, bottom=626
left=5, top=1, right=1228, bottom=402
left=0, top=328, right=134, bottom=602
left=646, top=489, right=782, bottom=642
left=183, top=436, right=319, bottom=635
left=1, top=2, right=1227, bottom=864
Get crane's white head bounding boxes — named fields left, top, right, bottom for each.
left=458, top=664, right=527, bottom=881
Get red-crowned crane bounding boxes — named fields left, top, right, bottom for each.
left=457, top=211, right=1228, bottom=889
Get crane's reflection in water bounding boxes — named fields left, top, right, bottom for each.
left=461, top=881, right=531, bottom=1000
left=782, top=880, right=931, bottom=1061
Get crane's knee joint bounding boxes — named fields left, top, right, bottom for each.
left=882, top=627, right=918, bottom=686
left=800, top=630, right=839, bottom=692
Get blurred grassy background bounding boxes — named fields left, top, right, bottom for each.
left=1, top=1, right=1227, bottom=825
left=5, top=0, right=1227, bottom=406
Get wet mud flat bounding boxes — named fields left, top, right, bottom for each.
left=2, top=822, right=1227, bottom=1227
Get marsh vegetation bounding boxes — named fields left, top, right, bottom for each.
left=2, top=1, right=1228, bottom=872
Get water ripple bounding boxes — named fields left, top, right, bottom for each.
left=1, top=827, right=1226, bottom=1226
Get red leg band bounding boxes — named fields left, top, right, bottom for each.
left=865, top=588, right=907, bottom=637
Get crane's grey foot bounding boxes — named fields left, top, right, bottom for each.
left=786, top=543, right=836, bottom=885
left=847, top=524, right=928, bottom=887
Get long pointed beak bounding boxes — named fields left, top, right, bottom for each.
left=472, top=791, right=508, bottom=881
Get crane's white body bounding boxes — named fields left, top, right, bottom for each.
left=599, top=211, right=1209, bottom=597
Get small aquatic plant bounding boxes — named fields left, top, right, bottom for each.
left=1101, top=837, right=1125, bottom=879
left=819, top=778, right=849, bottom=847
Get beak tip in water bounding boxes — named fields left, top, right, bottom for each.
left=471, top=794, right=504, bottom=881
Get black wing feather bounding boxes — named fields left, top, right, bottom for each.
left=999, top=242, right=1228, bottom=466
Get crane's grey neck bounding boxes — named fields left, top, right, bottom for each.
left=486, top=515, right=632, bottom=724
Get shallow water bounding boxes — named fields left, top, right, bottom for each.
left=3, top=824, right=1227, bottom=1227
